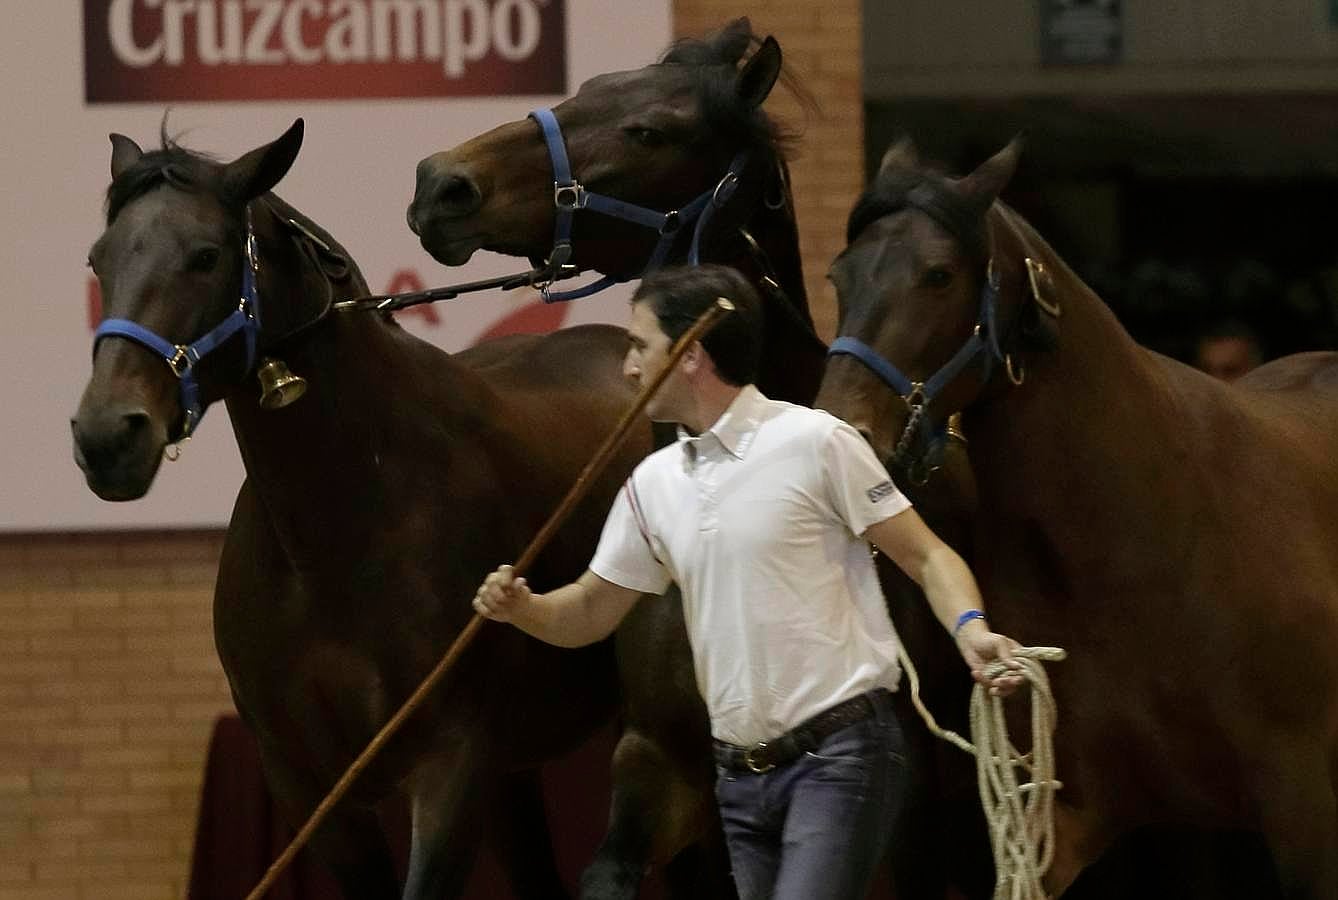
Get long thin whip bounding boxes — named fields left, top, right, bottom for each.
left=243, top=298, right=735, bottom=900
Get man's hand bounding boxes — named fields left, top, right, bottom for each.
left=956, top=619, right=1025, bottom=697
left=473, top=564, right=530, bottom=623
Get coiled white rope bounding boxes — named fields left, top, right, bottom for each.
left=897, top=643, right=1067, bottom=900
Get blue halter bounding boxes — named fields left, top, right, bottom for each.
left=91, top=207, right=262, bottom=441
left=827, top=262, right=1016, bottom=478
left=828, top=262, right=1012, bottom=411
left=528, top=107, right=748, bottom=302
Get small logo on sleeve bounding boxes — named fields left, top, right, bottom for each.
left=866, top=480, right=897, bottom=503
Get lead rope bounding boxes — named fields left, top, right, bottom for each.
left=897, top=641, right=1067, bottom=900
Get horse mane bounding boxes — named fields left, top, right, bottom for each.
left=846, top=164, right=989, bottom=262
left=659, top=18, right=804, bottom=162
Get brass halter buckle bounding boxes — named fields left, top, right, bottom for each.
left=168, top=346, right=193, bottom=378
left=743, top=743, right=775, bottom=774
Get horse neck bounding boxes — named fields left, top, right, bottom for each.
left=714, top=160, right=812, bottom=322
left=964, top=213, right=1194, bottom=541
left=222, top=210, right=480, bottom=566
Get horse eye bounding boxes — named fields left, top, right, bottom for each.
left=624, top=126, right=668, bottom=148
left=189, top=246, right=221, bottom=273
left=923, top=267, right=953, bottom=289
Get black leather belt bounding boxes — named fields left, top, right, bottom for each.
left=713, top=690, right=884, bottom=774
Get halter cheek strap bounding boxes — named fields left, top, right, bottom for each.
left=826, top=263, right=1013, bottom=480
left=527, top=107, right=747, bottom=302
left=91, top=210, right=262, bottom=441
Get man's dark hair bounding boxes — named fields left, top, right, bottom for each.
left=632, top=264, right=764, bottom=386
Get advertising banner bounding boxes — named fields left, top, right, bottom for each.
left=1, top=1, right=670, bottom=530
left=83, top=0, right=568, bottom=101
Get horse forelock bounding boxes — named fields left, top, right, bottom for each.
left=658, top=26, right=796, bottom=164
left=661, top=19, right=757, bottom=67
left=105, top=143, right=222, bottom=225
left=847, top=173, right=987, bottom=262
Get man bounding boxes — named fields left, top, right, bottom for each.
left=474, top=264, right=1022, bottom=900
left=1193, top=317, right=1264, bottom=383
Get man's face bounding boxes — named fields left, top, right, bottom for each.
left=1196, top=336, right=1260, bottom=383
left=624, top=299, right=683, bottom=421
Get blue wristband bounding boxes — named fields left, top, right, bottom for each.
left=953, top=609, right=986, bottom=636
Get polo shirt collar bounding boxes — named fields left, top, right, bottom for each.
left=679, top=385, right=768, bottom=461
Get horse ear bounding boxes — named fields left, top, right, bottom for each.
left=109, top=133, right=144, bottom=180
left=956, top=136, right=1024, bottom=207
left=221, top=118, right=304, bottom=205
left=711, top=17, right=754, bottom=64
left=736, top=36, right=781, bottom=109
left=877, top=138, right=921, bottom=179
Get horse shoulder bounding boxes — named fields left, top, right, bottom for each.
left=1237, top=350, right=1338, bottom=393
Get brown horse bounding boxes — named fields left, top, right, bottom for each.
left=407, top=17, right=825, bottom=409
left=71, top=120, right=653, bottom=899
left=817, top=137, right=1338, bottom=898
left=409, top=20, right=991, bottom=900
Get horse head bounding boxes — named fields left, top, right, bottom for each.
left=407, top=18, right=791, bottom=280
left=816, top=137, right=1062, bottom=480
left=72, top=119, right=308, bottom=500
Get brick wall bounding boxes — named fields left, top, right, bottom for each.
left=1, top=7, right=863, bottom=900
left=0, top=531, right=231, bottom=900
left=676, top=0, right=864, bottom=341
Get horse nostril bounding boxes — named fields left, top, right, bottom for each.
left=74, top=408, right=154, bottom=468
left=434, top=174, right=482, bottom=216
left=123, top=411, right=151, bottom=440
left=856, top=427, right=877, bottom=449
left=406, top=203, right=421, bottom=235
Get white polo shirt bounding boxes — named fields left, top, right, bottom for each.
left=590, top=385, right=911, bottom=746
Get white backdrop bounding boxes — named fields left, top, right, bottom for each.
left=1, top=1, right=670, bottom=531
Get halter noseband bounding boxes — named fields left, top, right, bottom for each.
left=92, top=206, right=263, bottom=442
left=828, top=263, right=1016, bottom=479
left=527, top=107, right=747, bottom=302
left=828, top=260, right=1016, bottom=408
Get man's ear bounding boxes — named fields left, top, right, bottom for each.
left=680, top=341, right=705, bottom=375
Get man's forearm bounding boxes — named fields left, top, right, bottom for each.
left=917, top=543, right=988, bottom=637
left=510, top=574, right=640, bottom=648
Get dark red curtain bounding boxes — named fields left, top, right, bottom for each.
left=187, top=715, right=633, bottom=900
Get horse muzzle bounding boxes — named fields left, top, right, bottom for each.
left=70, top=404, right=167, bottom=501
left=407, top=157, right=486, bottom=255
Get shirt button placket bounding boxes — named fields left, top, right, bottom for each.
left=698, top=452, right=719, bottom=533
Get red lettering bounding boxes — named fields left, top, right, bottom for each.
left=475, top=300, right=568, bottom=344
left=384, top=269, right=440, bottom=326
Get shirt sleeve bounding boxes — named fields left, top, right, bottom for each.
left=821, top=421, right=912, bottom=535
left=589, top=477, right=673, bottom=595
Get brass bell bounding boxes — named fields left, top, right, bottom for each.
left=256, top=357, right=307, bottom=410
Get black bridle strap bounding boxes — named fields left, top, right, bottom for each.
left=331, top=267, right=549, bottom=314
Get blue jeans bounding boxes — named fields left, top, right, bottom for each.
left=713, top=690, right=908, bottom=900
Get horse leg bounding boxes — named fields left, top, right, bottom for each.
left=1257, top=749, right=1338, bottom=900
left=1044, top=801, right=1111, bottom=898
left=661, top=820, right=736, bottom=900
left=488, top=767, right=573, bottom=900
left=257, top=744, right=401, bottom=899
left=581, top=729, right=722, bottom=899
left=402, top=752, right=490, bottom=900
